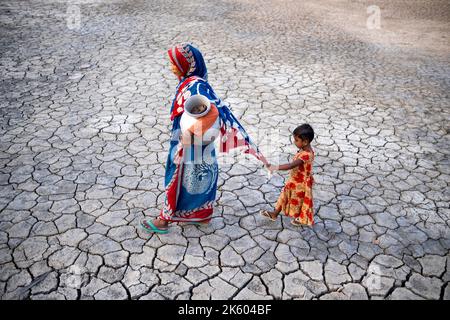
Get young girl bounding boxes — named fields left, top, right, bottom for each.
left=262, top=124, right=315, bottom=226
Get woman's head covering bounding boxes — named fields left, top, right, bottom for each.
left=167, top=43, right=208, bottom=80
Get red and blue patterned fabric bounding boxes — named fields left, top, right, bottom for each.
left=160, top=43, right=267, bottom=223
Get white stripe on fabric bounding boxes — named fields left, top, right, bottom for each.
left=171, top=47, right=184, bottom=73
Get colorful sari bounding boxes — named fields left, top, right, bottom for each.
left=159, top=43, right=267, bottom=223
left=275, top=149, right=315, bottom=226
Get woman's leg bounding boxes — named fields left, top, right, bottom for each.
left=140, top=215, right=169, bottom=234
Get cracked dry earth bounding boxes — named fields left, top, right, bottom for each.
left=1, top=0, right=449, bottom=300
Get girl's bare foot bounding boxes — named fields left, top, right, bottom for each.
left=267, top=211, right=279, bottom=219
left=261, top=209, right=280, bottom=221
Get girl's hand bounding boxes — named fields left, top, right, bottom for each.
left=266, top=164, right=277, bottom=172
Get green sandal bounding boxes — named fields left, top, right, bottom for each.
left=182, top=221, right=209, bottom=226
left=140, top=219, right=169, bottom=234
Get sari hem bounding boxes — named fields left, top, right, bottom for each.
left=159, top=208, right=213, bottom=223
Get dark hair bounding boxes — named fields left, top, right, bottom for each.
left=293, top=124, right=314, bottom=143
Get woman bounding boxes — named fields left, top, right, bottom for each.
left=141, top=43, right=266, bottom=234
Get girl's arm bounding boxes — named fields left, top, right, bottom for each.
left=267, top=159, right=303, bottom=171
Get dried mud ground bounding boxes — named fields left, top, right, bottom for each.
left=0, top=0, right=449, bottom=300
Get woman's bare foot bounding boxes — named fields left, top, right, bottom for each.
left=152, top=217, right=168, bottom=229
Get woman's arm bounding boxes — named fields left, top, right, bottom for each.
left=267, top=159, right=303, bottom=172
left=181, top=130, right=193, bottom=145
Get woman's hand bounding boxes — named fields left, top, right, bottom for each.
left=181, top=131, right=193, bottom=145
left=265, top=163, right=277, bottom=173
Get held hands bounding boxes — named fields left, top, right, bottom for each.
left=265, top=163, right=277, bottom=173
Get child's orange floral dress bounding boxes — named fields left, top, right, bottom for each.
left=275, top=148, right=314, bottom=225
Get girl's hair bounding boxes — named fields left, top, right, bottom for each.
left=293, top=124, right=314, bottom=143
